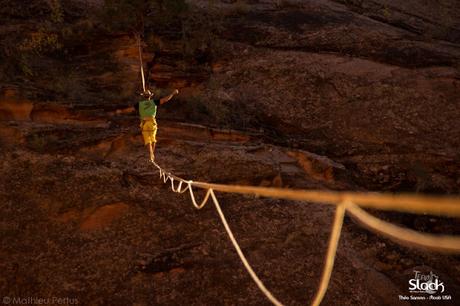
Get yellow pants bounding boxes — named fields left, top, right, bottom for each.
left=140, top=117, right=157, bottom=145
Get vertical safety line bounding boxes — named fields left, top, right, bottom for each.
left=311, top=202, right=347, bottom=306
left=137, top=34, right=146, bottom=93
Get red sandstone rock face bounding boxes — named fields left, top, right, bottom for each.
left=80, top=202, right=129, bottom=231
left=287, top=150, right=337, bottom=184
left=1, top=1, right=460, bottom=305
left=0, top=123, right=24, bottom=145
left=0, top=88, right=33, bottom=121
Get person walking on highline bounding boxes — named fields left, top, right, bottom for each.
left=139, top=89, right=179, bottom=162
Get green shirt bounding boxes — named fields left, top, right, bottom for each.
left=139, top=99, right=159, bottom=119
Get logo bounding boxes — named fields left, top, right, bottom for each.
left=408, top=270, right=445, bottom=294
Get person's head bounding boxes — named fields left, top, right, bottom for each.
left=141, top=90, right=154, bottom=100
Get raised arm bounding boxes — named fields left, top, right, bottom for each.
left=159, top=89, right=179, bottom=105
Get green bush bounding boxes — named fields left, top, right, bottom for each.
left=1, top=0, right=66, bottom=80
left=233, top=0, right=250, bottom=14
left=47, top=0, right=63, bottom=23
left=18, top=30, right=62, bottom=55
left=101, top=0, right=189, bottom=33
